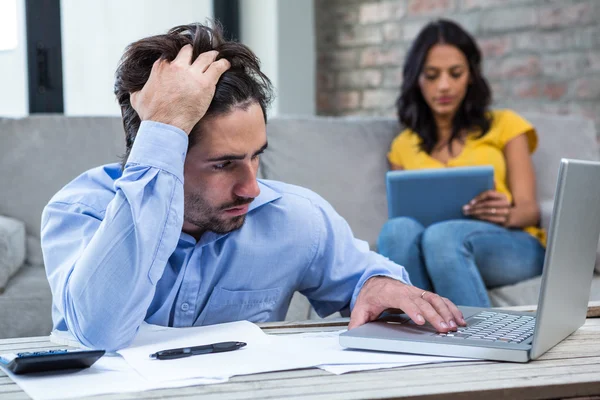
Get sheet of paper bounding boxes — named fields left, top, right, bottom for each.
left=118, top=320, right=320, bottom=382
left=12, top=321, right=473, bottom=399
left=1, top=353, right=226, bottom=400
left=269, top=330, right=472, bottom=366
left=119, top=323, right=471, bottom=383
left=318, top=362, right=412, bottom=374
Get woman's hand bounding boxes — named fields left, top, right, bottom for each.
left=463, top=190, right=511, bottom=226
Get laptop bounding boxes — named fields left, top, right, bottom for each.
left=386, top=166, right=494, bottom=227
left=341, top=159, right=600, bottom=362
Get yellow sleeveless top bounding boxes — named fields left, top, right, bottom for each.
left=387, top=109, right=546, bottom=246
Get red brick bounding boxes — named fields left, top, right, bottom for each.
left=383, top=69, right=403, bottom=88
left=317, top=72, right=336, bottom=91
left=337, top=109, right=377, bottom=117
left=462, top=0, right=511, bottom=10
left=514, top=28, right=599, bottom=52
left=360, top=48, right=404, bottom=67
left=539, top=3, right=594, bottom=29
left=541, top=54, right=582, bottom=77
left=407, top=0, right=456, bottom=16
left=587, top=53, right=600, bottom=72
left=362, top=90, right=398, bottom=109
left=478, top=36, right=512, bottom=58
left=359, top=1, right=406, bottom=24
left=383, top=23, right=403, bottom=42
left=319, top=50, right=359, bottom=70
left=570, top=103, right=600, bottom=124
left=337, top=70, right=382, bottom=89
left=333, top=7, right=360, bottom=24
left=402, top=21, right=426, bottom=42
left=513, top=81, right=540, bottom=99
left=381, top=107, right=397, bottom=118
left=575, top=78, right=600, bottom=100
left=316, top=29, right=337, bottom=50
left=337, top=25, right=382, bottom=48
left=486, top=56, right=540, bottom=79
left=490, top=82, right=505, bottom=99
left=336, top=91, right=361, bottom=110
left=317, top=92, right=333, bottom=113
left=539, top=103, right=571, bottom=115
left=543, top=82, right=568, bottom=101
left=481, top=8, right=537, bottom=33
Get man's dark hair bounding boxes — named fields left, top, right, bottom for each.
left=114, top=22, right=273, bottom=166
left=397, top=19, right=492, bottom=154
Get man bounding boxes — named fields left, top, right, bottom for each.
left=41, top=23, right=464, bottom=351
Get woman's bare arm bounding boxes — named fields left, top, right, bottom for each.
left=503, top=133, right=540, bottom=228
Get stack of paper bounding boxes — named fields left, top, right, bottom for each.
left=2, top=321, right=470, bottom=400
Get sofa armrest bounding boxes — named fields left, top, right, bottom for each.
left=539, top=199, right=600, bottom=273
left=0, top=216, right=27, bottom=294
left=539, top=199, right=554, bottom=234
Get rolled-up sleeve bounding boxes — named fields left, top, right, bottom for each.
left=41, top=121, right=188, bottom=351
left=299, top=197, right=411, bottom=318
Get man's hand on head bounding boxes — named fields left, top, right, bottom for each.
left=348, top=276, right=467, bottom=332
left=130, top=45, right=231, bottom=135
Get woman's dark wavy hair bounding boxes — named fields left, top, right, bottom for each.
left=114, top=22, right=273, bottom=167
left=397, top=19, right=492, bottom=154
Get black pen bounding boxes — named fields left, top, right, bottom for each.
left=149, top=341, right=246, bottom=360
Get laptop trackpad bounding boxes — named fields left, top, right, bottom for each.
left=378, top=314, right=438, bottom=335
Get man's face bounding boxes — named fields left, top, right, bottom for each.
left=182, top=102, right=267, bottom=239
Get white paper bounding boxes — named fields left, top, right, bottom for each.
left=119, top=324, right=470, bottom=383
left=318, top=362, right=412, bottom=374
left=268, top=330, right=471, bottom=366
left=9, top=321, right=472, bottom=399
left=118, top=320, right=318, bottom=382
left=1, top=353, right=226, bottom=400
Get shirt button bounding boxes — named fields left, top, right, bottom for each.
left=181, top=303, right=190, bottom=311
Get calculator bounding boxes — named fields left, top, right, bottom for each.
left=0, top=349, right=105, bottom=374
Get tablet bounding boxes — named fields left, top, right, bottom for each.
left=386, top=166, right=494, bottom=227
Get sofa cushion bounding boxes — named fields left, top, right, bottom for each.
left=0, top=116, right=124, bottom=238
left=0, top=264, right=53, bottom=338
left=263, top=116, right=399, bottom=247
left=26, top=235, right=44, bottom=266
left=523, top=112, right=600, bottom=203
left=0, top=215, right=26, bottom=293
left=489, top=273, right=600, bottom=307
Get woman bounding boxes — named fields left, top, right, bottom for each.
left=377, top=19, right=546, bottom=307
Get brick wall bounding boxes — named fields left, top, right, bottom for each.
left=315, top=0, right=600, bottom=139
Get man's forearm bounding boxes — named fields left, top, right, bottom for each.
left=42, top=123, right=188, bottom=351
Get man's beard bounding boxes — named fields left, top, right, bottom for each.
left=184, top=193, right=253, bottom=235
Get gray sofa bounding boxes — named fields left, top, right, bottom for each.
left=1, top=112, right=599, bottom=338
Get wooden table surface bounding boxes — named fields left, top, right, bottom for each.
left=2, top=302, right=600, bottom=400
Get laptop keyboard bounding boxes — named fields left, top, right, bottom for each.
left=434, top=311, right=535, bottom=344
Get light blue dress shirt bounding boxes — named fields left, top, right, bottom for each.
left=41, top=121, right=410, bottom=351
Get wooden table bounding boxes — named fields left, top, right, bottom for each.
left=2, top=303, right=600, bottom=400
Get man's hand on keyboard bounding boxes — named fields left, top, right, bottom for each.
left=348, top=277, right=467, bottom=332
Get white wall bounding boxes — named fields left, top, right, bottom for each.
left=240, top=0, right=279, bottom=115
left=0, top=0, right=314, bottom=118
left=240, top=0, right=315, bottom=116
left=61, top=0, right=213, bottom=116
left=0, top=0, right=28, bottom=117
left=277, top=0, right=315, bottom=116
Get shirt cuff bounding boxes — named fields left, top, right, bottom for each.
left=350, top=271, right=412, bottom=311
left=127, top=121, right=189, bottom=181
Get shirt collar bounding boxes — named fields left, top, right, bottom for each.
left=249, top=179, right=282, bottom=212
left=182, top=179, right=282, bottom=246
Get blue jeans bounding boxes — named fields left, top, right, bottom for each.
left=377, top=218, right=546, bottom=307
